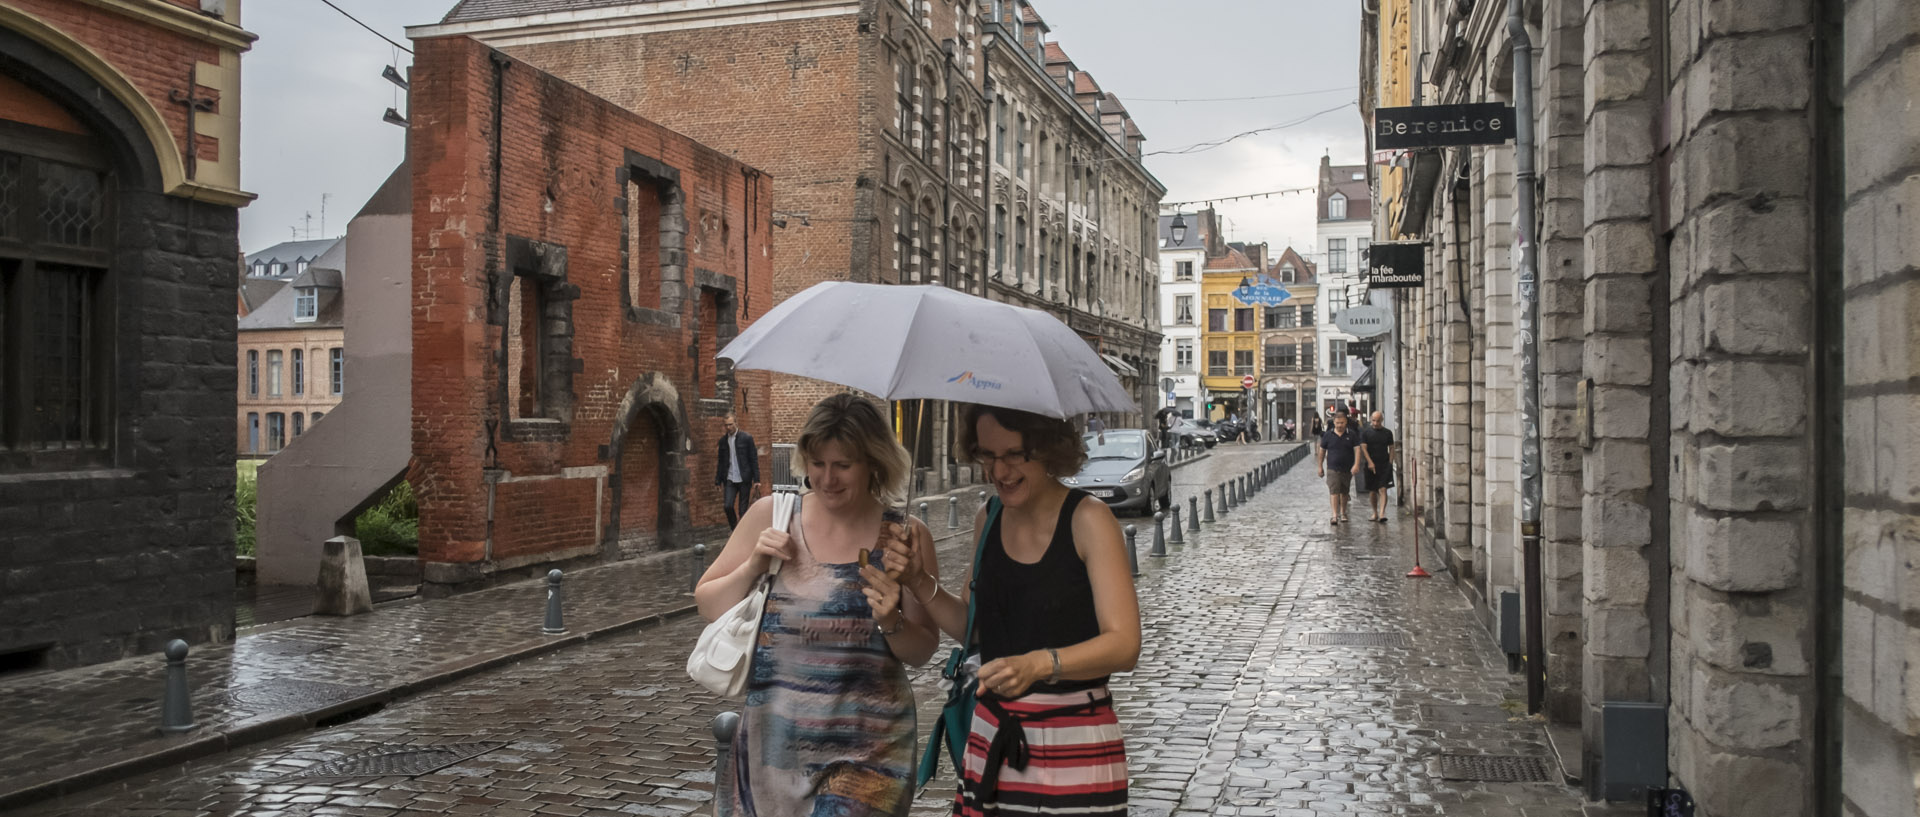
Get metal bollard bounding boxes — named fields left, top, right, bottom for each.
left=713, top=711, right=741, bottom=816
left=690, top=544, right=707, bottom=594
left=1124, top=525, right=1139, bottom=577
left=918, top=501, right=930, bottom=527
left=159, top=639, right=196, bottom=734
left=542, top=569, right=567, bottom=635
left=1188, top=496, right=1202, bottom=532
left=1169, top=505, right=1185, bottom=545
left=1203, top=490, right=1216, bottom=522
left=1150, top=512, right=1168, bottom=557
left=948, top=496, right=959, bottom=529
left=1220, top=483, right=1231, bottom=514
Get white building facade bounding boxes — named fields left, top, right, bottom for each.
left=1313, top=156, right=1373, bottom=416
left=1156, top=211, right=1213, bottom=419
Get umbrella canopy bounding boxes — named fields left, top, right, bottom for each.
left=718, top=282, right=1136, bottom=419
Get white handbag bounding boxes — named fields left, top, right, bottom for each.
left=687, top=491, right=797, bottom=697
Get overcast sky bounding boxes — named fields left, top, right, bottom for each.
left=238, top=0, right=1366, bottom=256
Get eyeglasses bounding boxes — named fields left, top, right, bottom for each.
left=973, top=449, right=1032, bottom=469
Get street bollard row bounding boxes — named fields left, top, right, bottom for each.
left=1150, top=512, right=1167, bottom=558
left=543, top=569, right=567, bottom=635
left=714, top=712, right=740, bottom=816
left=690, top=544, right=707, bottom=594
left=1124, top=524, right=1140, bottom=577
left=1169, top=505, right=1185, bottom=545
left=948, top=496, right=959, bottom=529
left=1188, top=496, right=1202, bottom=532
left=160, top=639, right=195, bottom=734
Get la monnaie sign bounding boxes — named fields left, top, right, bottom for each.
left=1374, top=102, right=1516, bottom=150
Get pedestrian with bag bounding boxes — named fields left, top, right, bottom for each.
left=1361, top=410, right=1397, bottom=522
left=694, top=394, right=940, bottom=817
left=889, top=404, right=1140, bottom=817
left=1316, top=411, right=1363, bottom=524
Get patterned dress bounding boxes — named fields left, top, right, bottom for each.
left=727, top=510, right=916, bottom=817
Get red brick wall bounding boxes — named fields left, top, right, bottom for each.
left=7, top=0, right=223, bottom=164
left=410, top=36, right=773, bottom=572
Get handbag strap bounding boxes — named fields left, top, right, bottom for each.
left=765, top=491, right=800, bottom=578
left=960, top=496, right=1002, bottom=650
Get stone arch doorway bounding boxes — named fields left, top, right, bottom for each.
left=605, top=372, right=691, bottom=557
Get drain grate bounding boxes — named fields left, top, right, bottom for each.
left=245, top=640, right=342, bottom=657
left=280, top=741, right=508, bottom=781
left=1434, top=753, right=1554, bottom=783
left=1421, top=704, right=1518, bottom=723
left=230, top=679, right=376, bottom=712
left=1304, top=632, right=1409, bottom=647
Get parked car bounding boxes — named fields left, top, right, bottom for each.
left=1061, top=429, right=1172, bottom=515
left=1167, top=418, right=1218, bottom=449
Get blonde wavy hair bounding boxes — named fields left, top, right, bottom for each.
left=792, top=393, right=913, bottom=507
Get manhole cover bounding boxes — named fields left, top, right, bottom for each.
left=280, top=742, right=508, bottom=781
left=229, top=679, right=376, bottom=712
left=1421, top=704, right=1517, bottom=723
left=246, top=640, right=342, bottom=657
left=1434, top=753, right=1554, bottom=783
left=1304, top=632, right=1409, bottom=647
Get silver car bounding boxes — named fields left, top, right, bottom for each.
left=1060, top=429, right=1172, bottom=515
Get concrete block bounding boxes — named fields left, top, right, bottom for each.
left=314, top=536, right=374, bottom=617
left=1684, top=116, right=1813, bottom=207
left=1690, top=197, right=1811, bottom=278
left=1586, top=0, right=1654, bottom=56
left=1583, top=494, right=1654, bottom=549
left=1586, top=438, right=1655, bottom=493
left=1840, top=708, right=1915, bottom=817
left=1843, top=508, right=1901, bottom=608
left=1685, top=34, right=1811, bottom=129
left=1684, top=582, right=1809, bottom=675
left=1687, top=508, right=1805, bottom=593
left=1586, top=53, right=1655, bottom=105
left=1585, top=221, right=1657, bottom=277
left=1587, top=165, right=1655, bottom=222
left=1690, top=360, right=1809, bottom=438
left=1676, top=727, right=1806, bottom=816
left=1842, top=0, right=1920, bottom=85
left=1586, top=542, right=1652, bottom=605
left=1690, top=666, right=1801, bottom=749
left=1844, top=40, right=1920, bottom=197
left=1585, top=335, right=1655, bottom=387
left=1592, top=383, right=1652, bottom=439
left=1586, top=103, right=1657, bottom=170
left=1587, top=604, right=1652, bottom=658
left=1702, top=278, right=1811, bottom=355
left=1697, top=441, right=1810, bottom=512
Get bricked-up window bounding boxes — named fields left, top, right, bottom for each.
left=266, top=350, right=283, bottom=397
left=292, top=349, right=304, bottom=396
left=627, top=178, right=663, bottom=310
left=247, top=350, right=259, bottom=396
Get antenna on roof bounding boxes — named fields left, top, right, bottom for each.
left=321, top=193, right=331, bottom=238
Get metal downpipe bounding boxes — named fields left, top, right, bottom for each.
left=1506, top=0, right=1547, bottom=714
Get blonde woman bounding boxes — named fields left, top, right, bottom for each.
left=891, top=404, right=1140, bottom=817
left=696, top=394, right=941, bottom=817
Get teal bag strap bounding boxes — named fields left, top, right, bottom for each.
left=959, top=496, right=1001, bottom=650
left=915, top=495, right=1001, bottom=792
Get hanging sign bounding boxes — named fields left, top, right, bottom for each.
left=1365, top=241, right=1427, bottom=289
left=1334, top=304, right=1394, bottom=338
left=1374, top=102, right=1516, bottom=150
left=1231, top=274, right=1292, bottom=307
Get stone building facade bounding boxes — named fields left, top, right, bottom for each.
left=235, top=242, right=345, bottom=456
left=0, top=0, right=253, bottom=670
left=1315, top=157, right=1373, bottom=416
left=1364, top=0, right=1920, bottom=814
left=411, top=0, right=1162, bottom=491
left=405, top=35, right=773, bottom=591
left=1259, top=246, right=1318, bottom=435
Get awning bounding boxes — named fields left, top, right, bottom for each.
left=1353, top=366, right=1375, bottom=393
left=1395, top=149, right=1442, bottom=237
left=1100, top=353, right=1140, bottom=378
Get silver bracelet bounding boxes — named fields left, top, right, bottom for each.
left=1046, top=648, right=1062, bottom=683
left=912, top=575, right=941, bottom=605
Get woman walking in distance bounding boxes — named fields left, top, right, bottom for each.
left=695, top=394, right=941, bottom=817
left=1360, top=410, right=1398, bottom=522
left=890, top=405, right=1141, bottom=817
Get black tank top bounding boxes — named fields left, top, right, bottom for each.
left=974, top=489, right=1106, bottom=693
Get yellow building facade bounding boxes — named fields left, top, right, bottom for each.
left=1199, top=251, right=1260, bottom=420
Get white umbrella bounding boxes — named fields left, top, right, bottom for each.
left=718, top=282, right=1136, bottom=419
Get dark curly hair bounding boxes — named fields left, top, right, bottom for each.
left=958, top=404, right=1088, bottom=477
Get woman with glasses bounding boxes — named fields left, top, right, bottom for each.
left=696, top=394, right=941, bottom=817
left=889, top=405, right=1140, bottom=817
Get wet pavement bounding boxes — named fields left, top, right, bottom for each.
left=10, top=444, right=1630, bottom=816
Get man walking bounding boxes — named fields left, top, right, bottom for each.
left=1359, top=410, right=1397, bottom=522
left=1315, top=411, right=1362, bottom=524
left=715, top=413, right=758, bottom=530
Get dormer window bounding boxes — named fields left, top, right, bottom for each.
left=294, top=287, right=317, bottom=321
left=1328, top=193, right=1347, bottom=221
left=1280, top=264, right=1296, bottom=283
left=251, top=261, right=265, bottom=276
left=296, top=260, right=308, bottom=274
left=270, top=261, right=285, bottom=276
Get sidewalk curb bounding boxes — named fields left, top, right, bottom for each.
left=0, top=602, right=703, bottom=811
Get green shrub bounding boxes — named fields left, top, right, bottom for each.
left=354, top=481, right=419, bottom=556
left=235, top=467, right=258, bottom=557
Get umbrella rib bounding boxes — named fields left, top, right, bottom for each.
left=881, top=289, right=935, bottom=397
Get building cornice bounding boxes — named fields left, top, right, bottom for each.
left=78, top=0, right=255, bottom=51
left=408, top=0, right=860, bottom=47
left=981, top=21, right=1164, bottom=197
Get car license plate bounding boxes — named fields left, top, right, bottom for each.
left=1088, top=489, right=1116, bottom=499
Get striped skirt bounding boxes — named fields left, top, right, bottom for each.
left=953, top=688, right=1127, bottom=817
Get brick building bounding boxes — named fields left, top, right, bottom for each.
left=236, top=239, right=345, bottom=456
left=406, top=35, right=773, bottom=591
left=1364, top=0, right=1920, bottom=814
left=0, top=0, right=253, bottom=670
left=409, top=0, right=1163, bottom=491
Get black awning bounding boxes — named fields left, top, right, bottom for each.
left=1396, top=149, right=1442, bottom=237
left=1352, top=366, right=1375, bottom=393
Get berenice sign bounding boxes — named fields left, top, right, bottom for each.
left=1374, top=102, right=1516, bottom=150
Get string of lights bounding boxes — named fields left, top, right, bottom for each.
left=1142, top=101, right=1357, bottom=157
left=1158, top=184, right=1319, bottom=211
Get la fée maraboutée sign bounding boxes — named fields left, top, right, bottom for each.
left=1374, top=102, right=1516, bottom=150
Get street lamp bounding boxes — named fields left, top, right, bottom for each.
left=1170, top=213, right=1187, bottom=245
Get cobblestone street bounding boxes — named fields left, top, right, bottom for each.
left=16, top=445, right=1629, bottom=816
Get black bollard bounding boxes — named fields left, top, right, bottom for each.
left=1124, top=524, right=1139, bottom=577
left=159, top=639, right=196, bottom=734
left=1204, top=490, right=1216, bottom=522
left=1169, top=505, right=1185, bottom=545
left=948, top=496, right=959, bottom=529
left=1220, top=483, right=1231, bottom=515
left=1150, top=512, right=1167, bottom=557
left=714, top=711, right=741, bottom=816
left=690, top=544, right=707, bottom=594
left=1188, top=496, right=1202, bottom=532
left=918, top=501, right=930, bottom=527
left=542, top=569, right=567, bottom=635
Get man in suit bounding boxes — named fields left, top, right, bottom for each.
left=715, top=413, right=759, bottom=529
